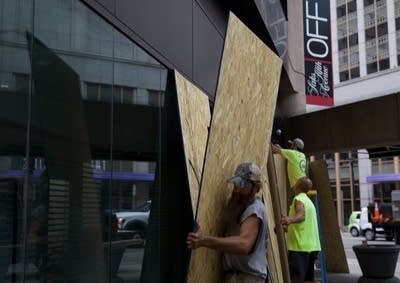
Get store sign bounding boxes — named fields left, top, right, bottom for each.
left=303, top=0, right=334, bottom=106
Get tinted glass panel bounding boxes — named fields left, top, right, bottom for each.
left=379, top=58, right=390, bottom=70
left=340, top=70, right=350, bottom=81
left=0, top=0, right=33, bottom=278
left=0, top=0, right=167, bottom=282
left=348, top=1, right=357, bottom=13
left=364, top=0, right=375, bottom=6
left=349, top=33, right=359, bottom=46
left=350, top=67, right=360, bottom=78
left=338, top=38, right=348, bottom=50
left=365, top=27, right=376, bottom=40
left=377, top=23, right=388, bottom=37
left=367, top=62, right=378, bottom=74
left=337, top=5, right=347, bottom=18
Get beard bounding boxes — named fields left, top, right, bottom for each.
left=225, top=192, right=256, bottom=224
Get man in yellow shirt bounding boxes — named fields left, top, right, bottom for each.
left=281, top=177, right=321, bottom=283
left=271, top=138, right=306, bottom=188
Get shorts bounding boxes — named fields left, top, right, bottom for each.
left=288, top=250, right=319, bottom=282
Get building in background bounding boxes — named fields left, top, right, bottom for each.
left=310, top=0, right=400, bottom=227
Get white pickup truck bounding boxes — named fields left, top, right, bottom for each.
left=115, top=201, right=151, bottom=241
left=359, top=206, right=386, bottom=241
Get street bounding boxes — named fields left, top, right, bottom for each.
left=341, top=231, right=400, bottom=277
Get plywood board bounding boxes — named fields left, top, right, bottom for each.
left=175, top=71, right=211, bottom=211
left=309, top=160, right=349, bottom=273
left=273, top=155, right=288, bottom=214
left=188, top=12, right=282, bottom=283
left=267, top=151, right=290, bottom=283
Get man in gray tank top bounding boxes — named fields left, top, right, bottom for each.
left=186, top=162, right=268, bottom=283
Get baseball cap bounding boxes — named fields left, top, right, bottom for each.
left=288, top=138, right=304, bottom=150
left=228, top=162, right=261, bottom=188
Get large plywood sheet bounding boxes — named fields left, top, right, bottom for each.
left=267, top=151, right=290, bottom=283
left=309, top=160, right=349, bottom=273
left=273, top=155, right=288, bottom=214
left=188, top=12, right=282, bottom=283
left=175, top=71, right=211, bottom=211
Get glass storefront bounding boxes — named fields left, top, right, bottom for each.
left=0, top=0, right=167, bottom=282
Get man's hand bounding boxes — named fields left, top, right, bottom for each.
left=271, top=144, right=282, bottom=154
left=186, top=229, right=204, bottom=249
left=281, top=215, right=291, bottom=226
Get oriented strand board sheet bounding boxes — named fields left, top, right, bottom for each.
left=274, top=155, right=288, bottom=214
left=188, top=12, right=282, bottom=283
left=175, top=71, right=211, bottom=211
left=267, top=151, right=290, bottom=283
left=309, top=160, right=349, bottom=273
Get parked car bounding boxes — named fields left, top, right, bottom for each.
left=115, top=201, right=151, bottom=241
left=361, top=202, right=399, bottom=242
left=347, top=207, right=385, bottom=240
left=348, top=210, right=361, bottom=237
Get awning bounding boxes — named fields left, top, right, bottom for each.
left=366, top=173, right=400, bottom=183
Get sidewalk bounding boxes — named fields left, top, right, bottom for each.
left=315, top=261, right=361, bottom=283
left=315, top=236, right=400, bottom=283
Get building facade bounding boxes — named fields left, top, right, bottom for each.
left=0, top=0, right=295, bottom=282
left=312, top=0, right=400, bottom=227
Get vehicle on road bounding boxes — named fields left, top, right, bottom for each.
left=116, top=201, right=151, bottom=241
left=348, top=210, right=361, bottom=237
left=360, top=203, right=400, bottom=243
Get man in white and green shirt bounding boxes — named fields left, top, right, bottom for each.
left=272, top=138, right=306, bottom=188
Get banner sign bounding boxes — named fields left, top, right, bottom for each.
left=303, top=0, right=334, bottom=106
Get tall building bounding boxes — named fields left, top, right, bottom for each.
left=309, top=0, right=400, bottom=227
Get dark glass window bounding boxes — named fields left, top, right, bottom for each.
left=364, top=0, right=374, bottom=6
left=377, top=23, right=388, bottom=37
left=338, top=38, right=348, bottom=50
left=101, top=84, right=113, bottom=103
left=367, top=61, right=378, bottom=74
left=379, top=58, right=389, bottom=70
left=348, top=1, right=357, bottom=13
left=340, top=70, right=350, bottom=82
left=350, top=67, right=360, bottom=79
left=349, top=33, right=359, bottom=46
left=0, top=0, right=169, bottom=282
left=396, top=18, right=400, bottom=30
left=337, top=5, right=347, bottom=18
left=87, top=82, right=99, bottom=101
left=398, top=55, right=400, bottom=65
left=15, top=73, right=30, bottom=94
left=365, top=27, right=376, bottom=40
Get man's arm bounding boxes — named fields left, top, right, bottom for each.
left=186, top=215, right=261, bottom=255
left=281, top=199, right=305, bottom=225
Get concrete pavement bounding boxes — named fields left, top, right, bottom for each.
left=316, top=232, right=400, bottom=283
